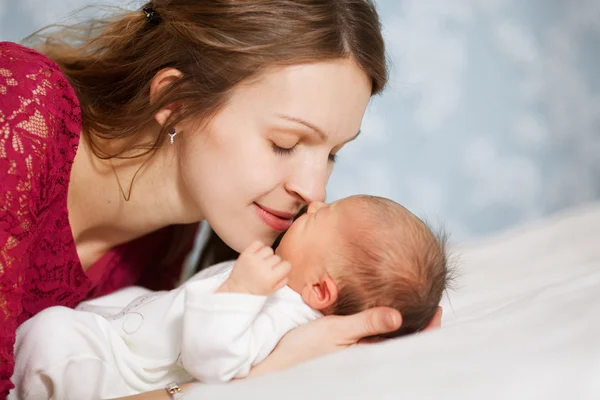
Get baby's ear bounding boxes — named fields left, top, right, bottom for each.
left=301, top=274, right=338, bottom=310
left=423, top=307, right=443, bottom=331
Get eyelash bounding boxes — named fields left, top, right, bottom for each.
left=271, top=143, right=338, bottom=163
left=272, top=143, right=297, bottom=156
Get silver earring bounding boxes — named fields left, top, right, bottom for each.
left=168, top=129, right=177, bottom=144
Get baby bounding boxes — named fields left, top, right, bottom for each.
left=10, top=195, right=450, bottom=400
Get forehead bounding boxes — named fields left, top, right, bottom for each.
left=331, top=200, right=388, bottom=256
left=233, top=59, right=372, bottom=143
left=328, top=198, right=370, bottom=234
left=332, top=196, right=366, bottom=215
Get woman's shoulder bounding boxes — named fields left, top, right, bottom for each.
left=0, top=41, right=81, bottom=126
left=0, top=41, right=73, bottom=83
left=0, top=41, right=82, bottom=182
left=1, top=41, right=56, bottom=67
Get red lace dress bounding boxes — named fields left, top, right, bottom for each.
left=0, top=42, right=194, bottom=397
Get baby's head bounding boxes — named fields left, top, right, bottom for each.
left=275, top=195, right=450, bottom=338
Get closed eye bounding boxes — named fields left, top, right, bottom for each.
left=273, top=142, right=337, bottom=163
left=272, top=143, right=297, bottom=156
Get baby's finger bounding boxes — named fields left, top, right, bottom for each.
left=273, top=276, right=289, bottom=292
left=256, top=245, right=274, bottom=259
left=264, top=254, right=282, bottom=267
left=272, top=260, right=291, bottom=279
left=245, top=240, right=265, bottom=254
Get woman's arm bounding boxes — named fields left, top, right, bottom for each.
left=108, top=383, right=194, bottom=400
left=249, top=306, right=442, bottom=377
left=1, top=42, right=61, bottom=398
left=108, top=307, right=442, bottom=399
left=0, top=235, right=28, bottom=398
left=247, top=306, right=403, bottom=377
left=106, top=308, right=400, bottom=399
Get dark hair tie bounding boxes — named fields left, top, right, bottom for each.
left=142, top=6, right=161, bottom=26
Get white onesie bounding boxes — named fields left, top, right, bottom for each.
left=10, top=261, right=322, bottom=400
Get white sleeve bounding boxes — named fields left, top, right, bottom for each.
left=180, top=280, right=300, bottom=383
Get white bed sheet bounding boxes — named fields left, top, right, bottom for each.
left=186, top=202, right=600, bottom=399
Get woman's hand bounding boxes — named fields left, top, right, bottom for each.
left=248, top=306, right=443, bottom=377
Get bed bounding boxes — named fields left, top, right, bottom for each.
left=185, top=201, right=600, bottom=399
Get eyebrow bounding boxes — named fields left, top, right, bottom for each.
left=277, top=114, right=361, bottom=142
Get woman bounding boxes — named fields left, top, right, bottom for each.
left=0, top=1, right=441, bottom=398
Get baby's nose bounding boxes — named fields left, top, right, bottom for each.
left=307, top=201, right=326, bottom=214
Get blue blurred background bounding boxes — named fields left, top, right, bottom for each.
left=2, top=0, right=598, bottom=241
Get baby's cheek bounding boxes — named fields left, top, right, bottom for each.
left=271, top=230, right=286, bottom=250
left=260, top=230, right=280, bottom=249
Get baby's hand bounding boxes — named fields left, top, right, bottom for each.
left=217, top=241, right=291, bottom=296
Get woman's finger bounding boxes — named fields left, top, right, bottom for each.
left=339, top=307, right=402, bottom=343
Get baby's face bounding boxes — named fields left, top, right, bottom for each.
left=275, top=200, right=345, bottom=288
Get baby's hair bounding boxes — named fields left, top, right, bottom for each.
left=329, top=196, right=452, bottom=338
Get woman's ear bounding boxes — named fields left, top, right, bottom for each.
left=150, top=68, right=183, bottom=127
left=301, top=274, right=338, bottom=310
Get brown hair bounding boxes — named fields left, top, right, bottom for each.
left=26, top=0, right=388, bottom=271
left=328, top=196, right=452, bottom=338
left=27, top=0, right=387, bottom=156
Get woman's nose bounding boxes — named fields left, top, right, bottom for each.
left=285, top=161, right=329, bottom=204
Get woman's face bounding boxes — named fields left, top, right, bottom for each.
left=179, top=58, right=372, bottom=252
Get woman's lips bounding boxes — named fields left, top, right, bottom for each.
left=254, top=203, right=294, bottom=231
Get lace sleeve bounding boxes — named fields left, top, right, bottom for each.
left=0, top=155, right=31, bottom=399
left=0, top=42, right=81, bottom=397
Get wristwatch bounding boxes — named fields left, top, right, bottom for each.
left=165, top=382, right=184, bottom=399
